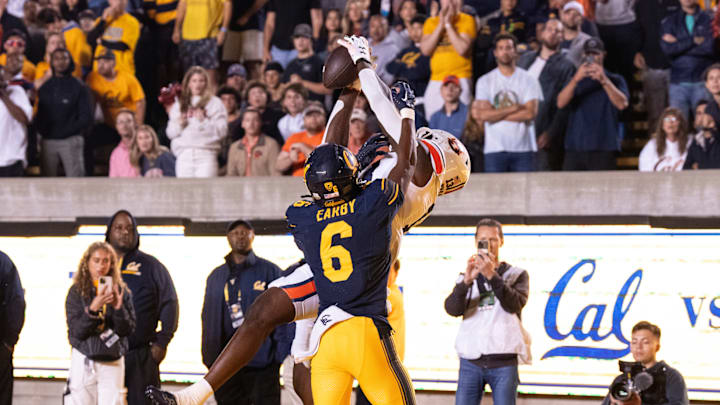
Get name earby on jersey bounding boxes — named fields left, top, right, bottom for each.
left=316, top=200, right=356, bottom=222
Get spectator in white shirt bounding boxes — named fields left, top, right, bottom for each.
left=639, top=107, right=691, bottom=171
left=0, top=64, right=32, bottom=177
left=278, top=83, right=308, bottom=141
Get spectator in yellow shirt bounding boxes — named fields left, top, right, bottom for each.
left=34, top=32, right=69, bottom=89
left=420, top=0, right=476, bottom=118
left=87, top=0, right=140, bottom=75
left=0, top=30, right=36, bottom=82
left=86, top=49, right=146, bottom=126
left=37, top=8, right=92, bottom=78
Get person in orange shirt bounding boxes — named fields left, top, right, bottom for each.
left=34, top=31, right=67, bottom=89
left=275, top=100, right=325, bottom=176
left=87, top=0, right=140, bottom=75
left=86, top=49, right=146, bottom=126
left=0, top=30, right=35, bottom=82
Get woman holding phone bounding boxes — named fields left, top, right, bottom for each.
left=65, top=241, right=136, bottom=405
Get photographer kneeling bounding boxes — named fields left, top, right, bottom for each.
left=602, top=321, right=688, bottom=405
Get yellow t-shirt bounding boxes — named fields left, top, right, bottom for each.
left=144, top=0, right=178, bottom=25
left=63, top=25, right=93, bottom=72
left=92, top=13, right=141, bottom=75
left=182, top=0, right=225, bottom=41
left=423, top=13, right=476, bottom=81
left=35, top=59, right=83, bottom=81
left=0, top=54, right=36, bottom=82
left=86, top=70, right=145, bottom=126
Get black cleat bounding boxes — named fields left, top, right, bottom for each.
left=145, top=386, right=178, bottom=405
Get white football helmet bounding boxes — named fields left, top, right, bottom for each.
left=416, top=127, right=471, bottom=195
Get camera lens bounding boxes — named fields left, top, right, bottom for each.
left=610, top=381, right=632, bottom=401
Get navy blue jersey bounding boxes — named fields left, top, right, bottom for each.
left=286, top=179, right=404, bottom=319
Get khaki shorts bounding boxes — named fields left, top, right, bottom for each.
left=222, top=29, right=263, bottom=62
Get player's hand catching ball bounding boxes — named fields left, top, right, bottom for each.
left=337, top=35, right=371, bottom=65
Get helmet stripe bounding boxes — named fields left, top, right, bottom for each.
left=420, top=139, right=444, bottom=175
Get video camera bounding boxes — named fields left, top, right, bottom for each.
left=609, top=361, right=655, bottom=402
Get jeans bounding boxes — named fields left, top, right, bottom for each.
left=271, top=46, right=298, bottom=69
left=484, top=152, right=535, bottom=173
left=456, top=359, right=519, bottom=405
left=669, top=82, right=709, bottom=121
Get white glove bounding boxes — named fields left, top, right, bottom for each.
left=337, top=35, right=371, bottom=65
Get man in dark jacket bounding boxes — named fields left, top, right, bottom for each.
left=36, top=48, right=92, bottom=177
left=661, top=0, right=714, bottom=120
left=0, top=250, right=25, bottom=405
left=201, top=219, right=284, bottom=405
left=517, top=18, right=576, bottom=170
left=386, top=15, right=430, bottom=107
left=684, top=100, right=720, bottom=168
left=105, top=210, right=179, bottom=405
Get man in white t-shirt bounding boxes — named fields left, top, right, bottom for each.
left=475, top=33, right=543, bottom=172
left=0, top=65, right=32, bottom=177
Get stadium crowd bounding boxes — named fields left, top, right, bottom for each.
left=1, top=0, right=720, bottom=177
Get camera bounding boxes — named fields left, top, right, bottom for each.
left=609, top=361, right=654, bottom=402
left=477, top=240, right=489, bottom=254
left=582, top=54, right=595, bottom=65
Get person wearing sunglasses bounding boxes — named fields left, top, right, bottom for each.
left=0, top=29, right=35, bottom=82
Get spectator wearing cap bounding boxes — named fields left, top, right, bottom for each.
left=238, top=80, right=284, bottom=146
left=276, top=100, right=325, bottom=176
left=0, top=30, right=35, bottom=81
left=594, top=0, right=641, bottom=93
left=86, top=0, right=141, bottom=75
left=166, top=66, right=228, bottom=177
left=283, top=23, right=332, bottom=103
left=476, top=33, right=543, bottom=172
left=368, top=14, right=400, bottom=84
left=348, top=108, right=370, bottom=154
left=421, top=0, right=476, bottom=119
left=202, top=219, right=284, bottom=404
left=429, top=75, right=468, bottom=138
left=559, top=1, right=592, bottom=67
left=263, top=61, right=284, bottom=104
left=557, top=37, right=629, bottom=171
left=171, top=0, right=231, bottom=86
left=225, top=63, right=247, bottom=95
left=0, top=63, right=32, bottom=177
left=36, top=48, right=92, bottom=177
left=518, top=18, right=576, bottom=171
left=109, top=109, right=141, bottom=177
left=661, top=0, right=714, bottom=121
left=387, top=15, right=431, bottom=103
left=226, top=108, right=281, bottom=176
left=37, top=8, right=91, bottom=78
left=633, top=0, right=680, bottom=133
left=264, top=0, right=322, bottom=68
left=278, top=82, right=308, bottom=141
left=87, top=49, right=146, bottom=125
left=78, top=9, right=96, bottom=34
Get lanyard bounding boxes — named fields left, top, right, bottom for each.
left=223, top=277, right=242, bottom=308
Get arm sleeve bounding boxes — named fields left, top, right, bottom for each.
left=151, top=260, right=179, bottom=348
left=660, top=19, right=694, bottom=57
left=475, top=76, right=490, bottom=101
left=86, top=18, right=107, bottom=47
left=488, top=269, right=529, bottom=315
left=165, top=102, right=183, bottom=139
left=358, top=68, right=403, bottom=144
left=444, top=279, right=470, bottom=317
left=65, top=287, right=102, bottom=341
left=1, top=255, right=25, bottom=347
left=638, top=142, right=655, bottom=172
left=62, top=84, right=93, bottom=138
left=665, top=367, right=690, bottom=405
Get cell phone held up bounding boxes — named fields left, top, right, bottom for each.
left=477, top=240, right=489, bottom=255
left=97, top=276, right=113, bottom=296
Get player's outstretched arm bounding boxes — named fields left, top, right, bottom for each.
left=386, top=82, right=416, bottom=195
left=322, top=87, right=359, bottom=146
left=146, top=287, right=295, bottom=405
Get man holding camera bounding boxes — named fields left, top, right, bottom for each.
left=602, top=321, right=688, bottom=405
left=444, top=219, right=531, bottom=405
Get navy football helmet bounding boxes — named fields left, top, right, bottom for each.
left=304, top=143, right=360, bottom=205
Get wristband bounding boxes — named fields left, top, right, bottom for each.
left=220, top=27, right=228, bottom=33
left=400, top=108, right=415, bottom=121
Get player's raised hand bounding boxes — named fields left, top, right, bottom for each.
left=337, top=35, right=371, bottom=65
left=391, top=80, right=416, bottom=111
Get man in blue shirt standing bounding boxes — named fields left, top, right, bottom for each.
left=429, top=75, right=468, bottom=138
left=201, top=219, right=286, bottom=405
left=557, top=37, right=629, bottom=171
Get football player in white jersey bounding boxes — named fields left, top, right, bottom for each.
left=145, top=36, right=470, bottom=405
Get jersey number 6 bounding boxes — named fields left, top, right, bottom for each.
left=320, top=221, right=354, bottom=282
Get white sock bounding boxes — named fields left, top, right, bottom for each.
left=174, top=378, right=213, bottom=405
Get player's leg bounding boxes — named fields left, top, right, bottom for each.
left=293, top=362, right=313, bottom=405
left=310, top=324, right=355, bottom=405
left=354, top=318, right=416, bottom=405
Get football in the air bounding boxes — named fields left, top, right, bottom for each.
left=323, top=46, right=357, bottom=89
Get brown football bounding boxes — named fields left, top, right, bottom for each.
left=322, top=46, right=357, bottom=89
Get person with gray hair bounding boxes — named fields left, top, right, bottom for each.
left=444, top=218, right=531, bottom=405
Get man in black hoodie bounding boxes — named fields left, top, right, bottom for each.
left=106, top=210, right=179, bottom=405
left=1, top=250, right=25, bottom=405
left=36, top=48, right=92, bottom=176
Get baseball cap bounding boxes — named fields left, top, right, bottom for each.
left=78, top=9, right=96, bottom=20
left=3, top=29, right=27, bottom=43
left=293, top=24, right=312, bottom=39
left=442, top=75, right=460, bottom=86
left=304, top=101, right=325, bottom=116
left=264, top=61, right=283, bottom=73
left=96, top=49, right=116, bottom=60
left=227, top=63, right=247, bottom=78
left=351, top=108, right=367, bottom=122
left=563, top=1, right=585, bottom=17
left=583, top=37, right=605, bottom=54
left=226, top=219, right=254, bottom=234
